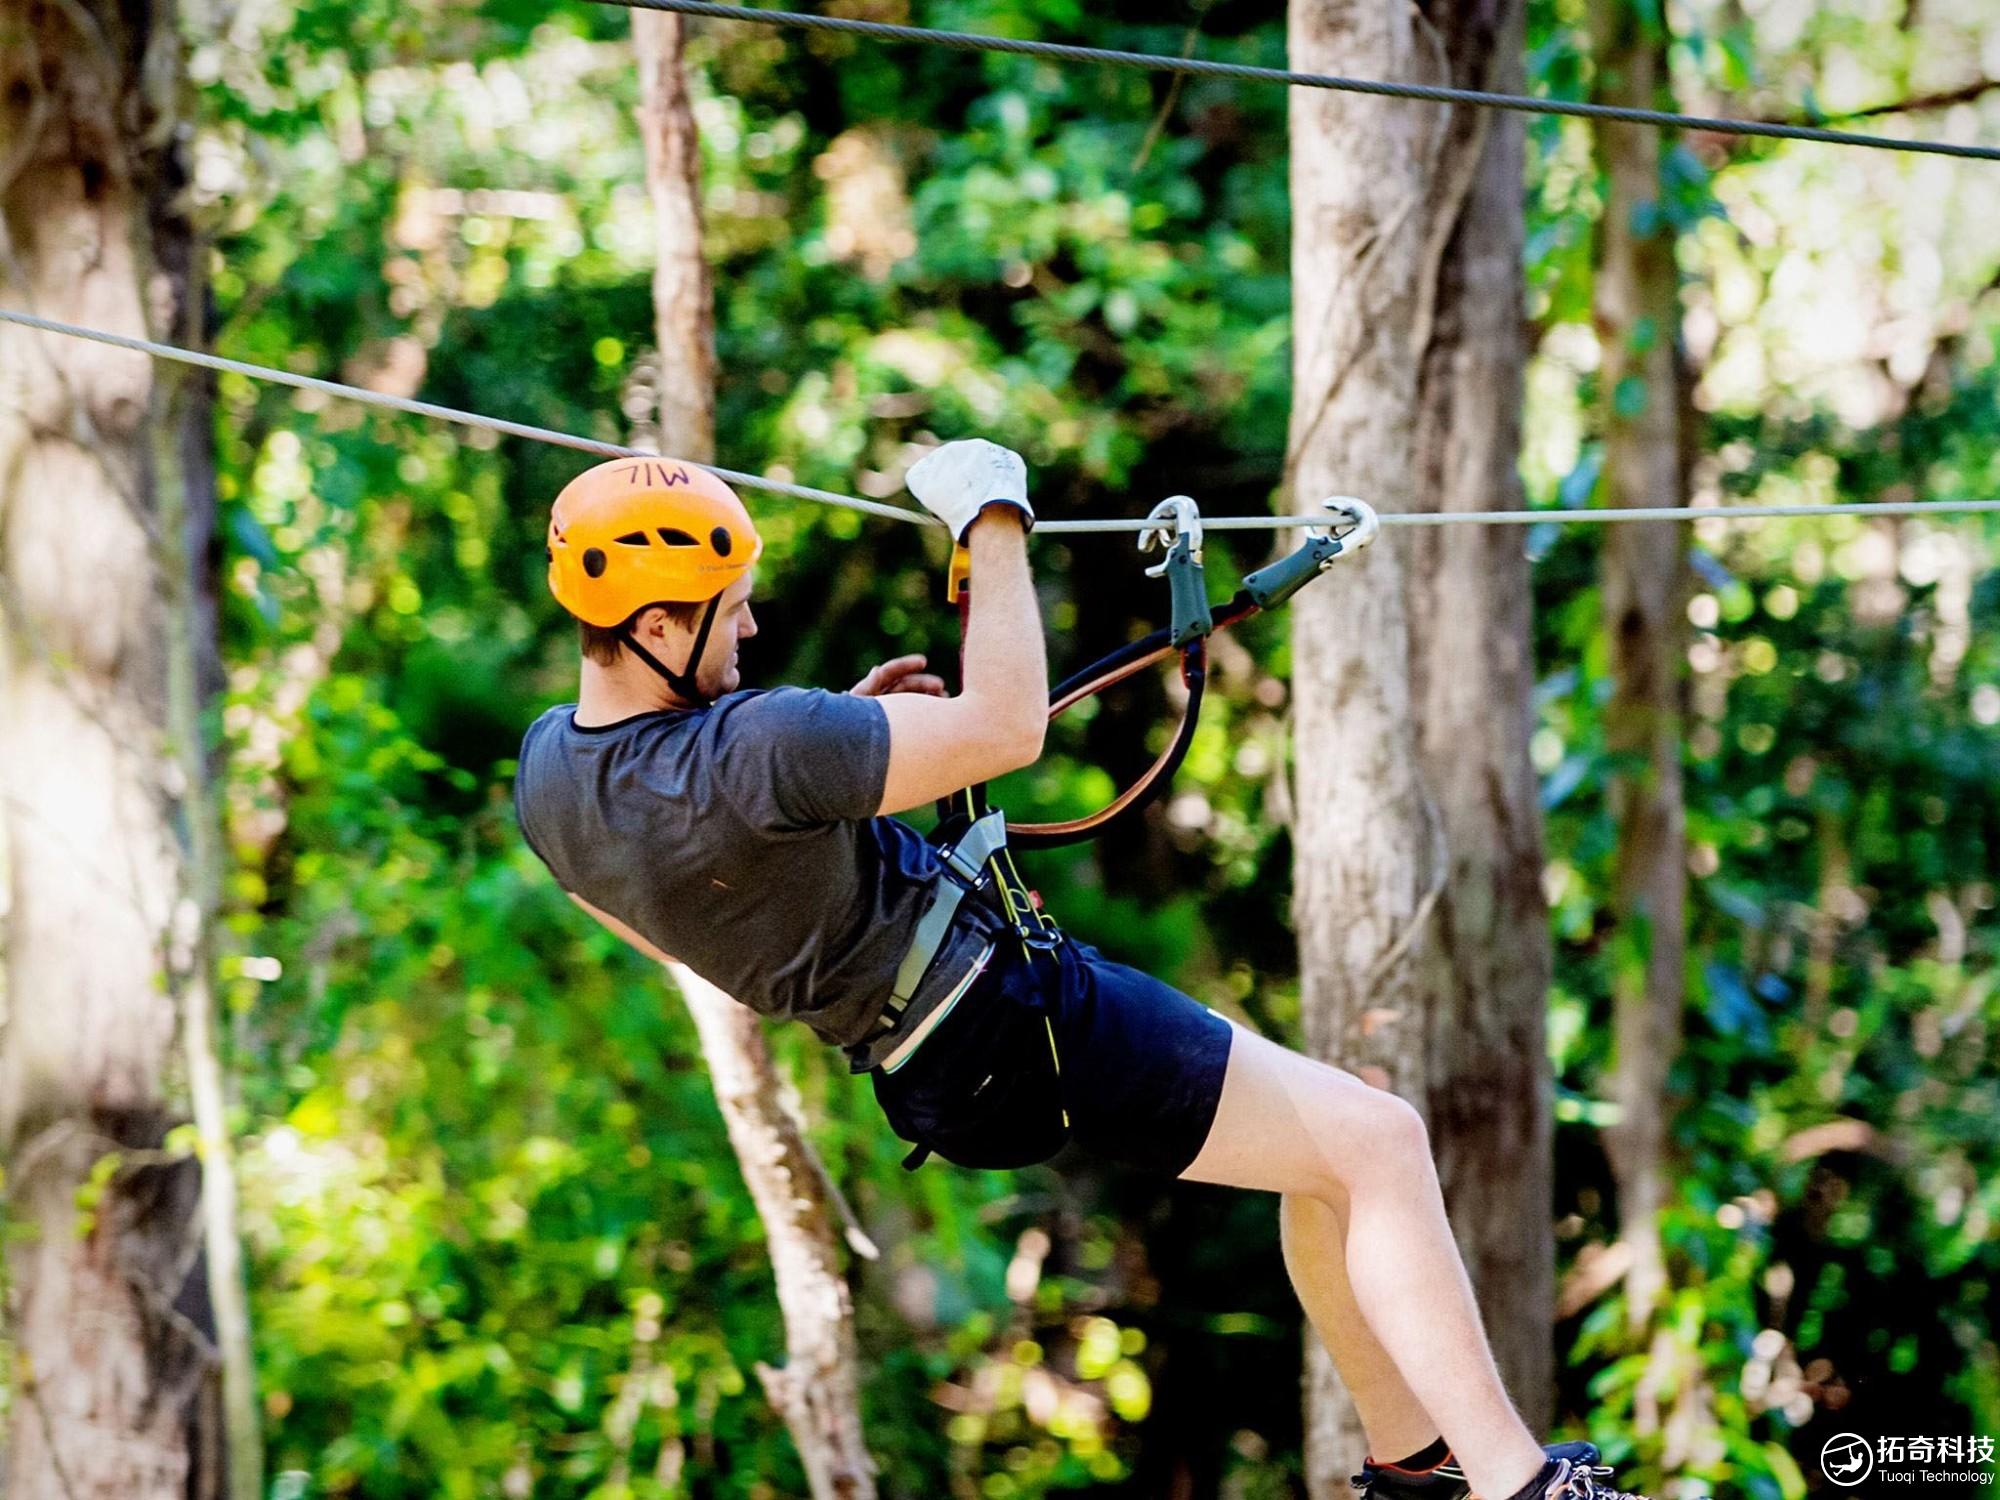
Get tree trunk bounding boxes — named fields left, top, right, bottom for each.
left=1288, top=0, right=1504, bottom=1488
left=1288, top=0, right=1559, bottom=1486
left=150, top=225, right=266, bottom=1500
left=1404, top=0, right=1556, bottom=1440
left=0, top=0, right=226, bottom=1493
left=637, top=9, right=718, bottom=472
left=634, top=14, right=877, bottom=1496
left=1589, top=0, right=1690, bottom=1333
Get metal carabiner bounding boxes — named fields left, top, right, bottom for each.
left=1320, top=496, right=1379, bottom=553
left=1137, top=495, right=1212, bottom=647
left=1138, top=494, right=1204, bottom=571
left=1242, top=496, right=1379, bottom=609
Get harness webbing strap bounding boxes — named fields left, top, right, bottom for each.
left=1007, top=640, right=1208, bottom=848
left=1000, top=587, right=1262, bottom=846
left=1046, top=591, right=1259, bottom=715
left=1014, top=513, right=1370, bottom=842
left=882, top=808, right=1012, bottom=1021
left=943, top=809, right=1008, bottom=880
left=886, top=878, right=969, bottom=1014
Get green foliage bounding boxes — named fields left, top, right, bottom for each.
left=1538, top=323, right=2000, bottom=1496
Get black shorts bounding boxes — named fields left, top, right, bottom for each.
left=870, top=934, right=1235, bottom=1177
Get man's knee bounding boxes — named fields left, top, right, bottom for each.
left=1368, top=1090, right=1430, bottom=1167
left=1277, top=1063, right=1430, bottom=1200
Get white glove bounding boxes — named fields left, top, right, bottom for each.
left=905, top=439, right=1035, bottom=542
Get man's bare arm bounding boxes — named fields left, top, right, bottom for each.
left=569, top=891, right=678, bottom=965
left=873, top=508, right=1047, bottom=814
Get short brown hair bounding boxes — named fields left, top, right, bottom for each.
left=580, top=598, right=712, bottom=666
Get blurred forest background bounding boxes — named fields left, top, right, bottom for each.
left=1, top=0, right=1997, bottom=1496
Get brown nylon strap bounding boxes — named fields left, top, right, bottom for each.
left=954, top=577, right=1252, bottom=847
left=1005, top=690, right=1199, bottom=842
left=1047, top=645, right=1177, bottom=719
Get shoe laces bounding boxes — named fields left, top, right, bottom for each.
left=1546, top=1458, right=1647, bottom=1500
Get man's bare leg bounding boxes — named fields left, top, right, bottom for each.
left=1180, top=1022, right=1546, bottom=1499
left=1281, top=1189, right=1442, bottom=1462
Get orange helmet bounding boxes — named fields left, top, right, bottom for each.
left=547, top=457, right=764, bottom=627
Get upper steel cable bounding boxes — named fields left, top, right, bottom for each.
left=590, top=0, right=2000, bottom=163
left=6, top=309, right=2000, bottom=530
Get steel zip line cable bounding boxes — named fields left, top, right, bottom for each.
left=7, top=309, right=2000, bottom=530
left=589, top=0, right=2000, bottom=163
left=0, top=309, right=924, bottom=525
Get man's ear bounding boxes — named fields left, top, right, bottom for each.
left=631, top=604, right=670, bottom=641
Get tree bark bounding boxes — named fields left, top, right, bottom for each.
left=0, top=0, right=228, bottom=1493
left=634, top=14, right=877, bottom=1496
left=1286, top=15, right=1430, bottom=1484
left=1288, top=0, right=1558, bottom=1486
left=149, top=242, right=266, bottom=1500
left=637, top=11, right=718, bottom=469
left=1589, top=0, right=1691, bottom=1333
left=1403, top=0, right=1556, bottom=1441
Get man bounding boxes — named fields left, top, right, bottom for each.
left=514, top=440, right=1648, bottom=1500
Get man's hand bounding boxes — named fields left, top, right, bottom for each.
left=905, top=438, right=1035, bottom=541
left=850, top=654, right=948, bottom=698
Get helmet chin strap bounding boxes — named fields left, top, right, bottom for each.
left=619, top=594, right=724, bottom=707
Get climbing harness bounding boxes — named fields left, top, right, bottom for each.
left=875, top=494, right=1376, bottom=1168
left=863, top=794, right=1063, bottom=1169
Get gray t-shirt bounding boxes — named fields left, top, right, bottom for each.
left=513, top=687, right=987, bottom=1051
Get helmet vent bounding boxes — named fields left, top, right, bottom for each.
left=582, top=547, right=607, bottom=579
left=657, top=528, right=700, bottom=547
left=710, top=526, right=734, bottom=557
left=615, top=531, right=652, bottom=547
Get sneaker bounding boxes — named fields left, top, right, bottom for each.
left=1527, top=1456, right=1651, bottom=1500
left=1352, top=1442, right=1600, bottom=1498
